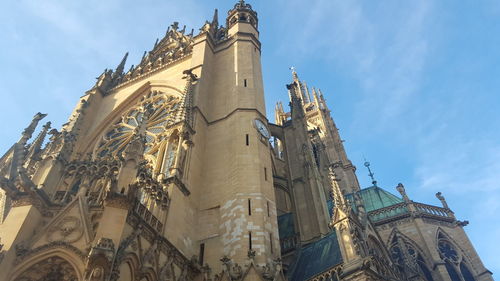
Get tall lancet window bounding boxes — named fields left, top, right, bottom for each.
left=162, top=133, right=179, bottom=177
left=389, top=234, right=435, bottom=281
left=437, top=233, right=476, bottom=281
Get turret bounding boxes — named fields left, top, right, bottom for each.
left=226, top=0, right=259, bottom=37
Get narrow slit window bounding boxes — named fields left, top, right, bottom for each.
left=264, top=167, right=267, bottom=181
left=249, top=231, right=253, bottom=249
left=248, top=198, right=252, bottom=216
left=244, top=79, right=247, bottom=87
left=199, top=243, right=205, bottom=265
left=270, top=233, right=273, bottom=253
left=246, top=134, right=249, bottom=146
left=267, top=201, right=270, bottom=217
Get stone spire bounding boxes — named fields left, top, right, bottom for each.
left=20, top=112, right=47, bottom=145
left=113, top=52, right=128, bottom=79
left=8, top=113, right=48, bottom=180
left=287, top=82, right=305, bottom=120
left=290, top=66, right=299, bottom=82
left=175, top=69, right=198, bottom=127
left=328, top=166, right=347, bottom=214
left=25, top=121, right=51, bottom=163
left=212, top=8, right=219, bottom=27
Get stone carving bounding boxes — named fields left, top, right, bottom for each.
left=110, top=227, right=143, bottom=281
left=21, top=112, right=48, bottom=145
left=396, top=183, right=410, bottom=202
left=101, top=22, right=195, bottom=92
left=46, top=216, right=83, bottom=243
left=219, top=256, right=243, bottom=281
left=435, top=192, right=449, bottom=209
left=159, top=251, right=176, bottom=281
left=84, top=238, right=115, bottom=281
left=13, top=256, right=78, bottom=281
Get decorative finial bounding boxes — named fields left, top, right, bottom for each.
left=21, top=112, right=48, bottom=144
left=289, top=66, right=299, bottom=81
left=363, top=158, right=377, bottom=186
left=171, top=22, right=179, bottom=31
left=212, top=8, right=219, bottom=25
left=113, top=52, right=128, bottom=79
left=328, top=165, right=347, bottom=212
left=435, top=192, right=449, bottom=209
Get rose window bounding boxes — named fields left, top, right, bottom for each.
left=96, top=92, right=181, bottom=160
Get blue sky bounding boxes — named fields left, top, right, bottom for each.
left=1, top=0, right=499, bottom=274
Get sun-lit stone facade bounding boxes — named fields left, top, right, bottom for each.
left=0, top=1, right=493, bottom=281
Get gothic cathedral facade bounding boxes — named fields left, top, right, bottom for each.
left=0, top=1, right=493, bottom=281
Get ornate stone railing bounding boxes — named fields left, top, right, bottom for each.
left=413, top=202, right=454, bottom=219
left=368, top=203, right=410, bottom=223
left=368, top=201, right=455, bottom=225
left=308, top=263, right=342, bottom=281
left=132, top=200, right=163, bottom=233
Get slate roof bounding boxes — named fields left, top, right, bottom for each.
left=283, top=186, right=405, bottom=281
left=289, top=231, right=343, bottom=281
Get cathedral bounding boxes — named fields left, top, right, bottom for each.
left=0, top=1, right=493, bottom=281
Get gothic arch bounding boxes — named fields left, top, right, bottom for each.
left=387, top=229, right=435, bottom=281
left=386, top=228, right=429, bottom=259
left=435, top=228, right=478, bottom=281
left=158, top=129, right=180, bottom=177
left=115, top=252, right=141, bottom=281
left=83, top=80, right=185, bottom=157
left=139, top=267, right=159, bottom=281
left=9, top=248, right=84, bottom=281
left=367, top=234, right=387, bottom=258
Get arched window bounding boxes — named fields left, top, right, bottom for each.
left=461, top=262, right=475, bottom=281
left=445, top=262, right=461, bottom=281
left=437, top=232, right=476, bottom=281
left=162, top=133, right=179, bottom=177
left=389, top=234, right=435, bottom=281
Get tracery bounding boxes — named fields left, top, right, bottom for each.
left=96, top=91, right=182, bottom=174
left=437, top=232, right=476, bottom=281
left=389, top=234, right=435, bottom=281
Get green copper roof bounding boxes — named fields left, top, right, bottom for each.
left=346, top=186, right=404, bottom=212
left=290, top=231, right=342, bottom=281
left=327, top=186, right=409, bottom=222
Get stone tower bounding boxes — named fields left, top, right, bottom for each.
left=0, top=1, right=493, bottom=281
